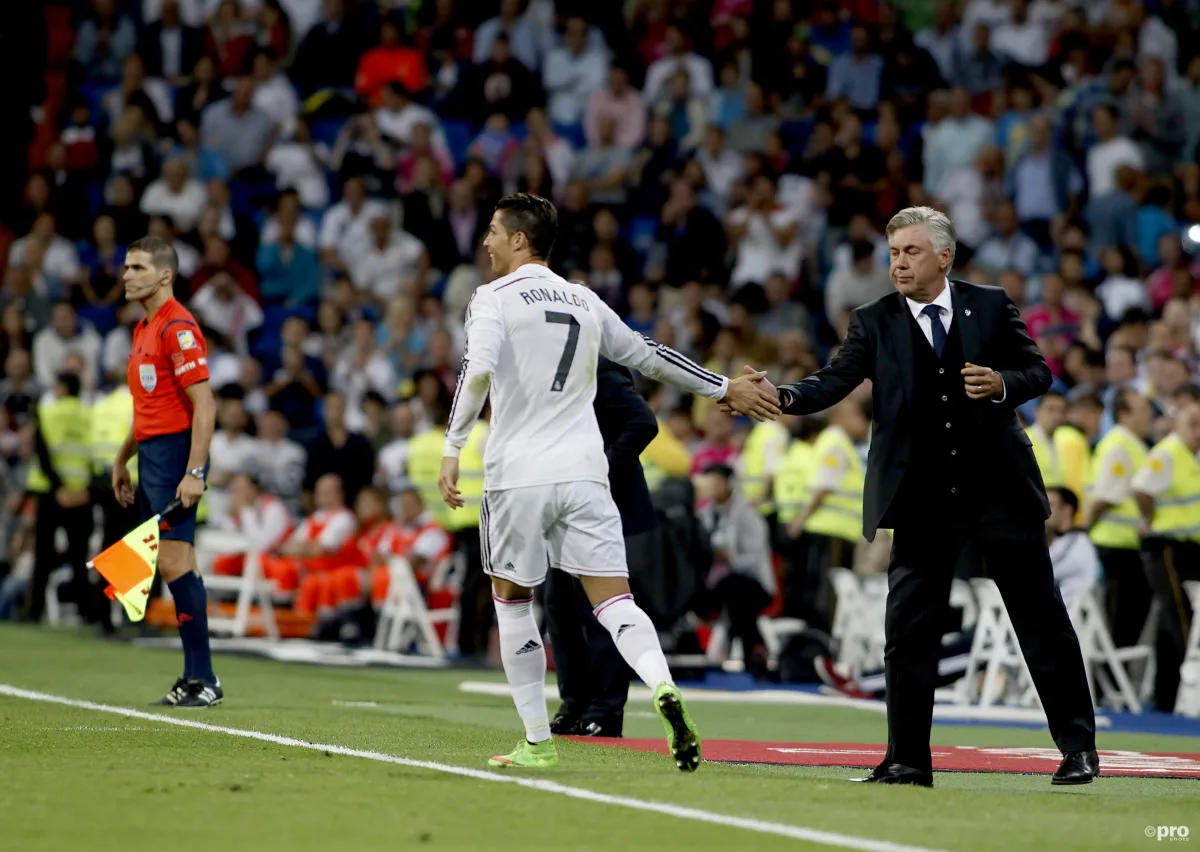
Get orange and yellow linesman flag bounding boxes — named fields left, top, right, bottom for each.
left=87, top=499, right=180, bottom=622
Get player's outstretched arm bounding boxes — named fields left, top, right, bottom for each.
left=594, top=297, right=780, bottom=421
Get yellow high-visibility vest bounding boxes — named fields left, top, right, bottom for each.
left=640, top=419, right=691, bottom=492
left=740, top=420, right=789, bottom=515
left=91, top=386, right=137, bottom=484
left=409, top=427, right=453, bottom=529
left=1027, top=425, right=1065, bottom=489
left=1087, top=425, right=1146, bottom=551
left=773, top=439, right=815, bottom=525
left=446, top=421, right=486, bottom=532
left=1146, top=434, right=1200, bottom=543
left=27, top=397, right=93, bottom=493
left=803, top=425, right=863, bottom=543
left=1054, top=425, right=1090, bottom=520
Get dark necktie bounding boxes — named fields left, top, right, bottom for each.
left=922, top=304, right=946, bottom=358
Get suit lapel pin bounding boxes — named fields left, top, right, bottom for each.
left=964, top=309, right=972, bottom=316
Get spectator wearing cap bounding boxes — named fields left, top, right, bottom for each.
left=694, top=462, right=775, bottom=677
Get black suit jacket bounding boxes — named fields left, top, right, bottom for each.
left=594, top=357, right=658, bottom=536
left=778, top=281, right=1051, bottom=541
left=137, top=23, right=206, bottom=79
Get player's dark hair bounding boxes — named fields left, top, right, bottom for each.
left=494, top=192, right=557, bottom=261
left=128, top=236, right=179, bottom=281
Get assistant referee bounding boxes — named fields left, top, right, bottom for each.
left=112, top=236, right=221, bottom=708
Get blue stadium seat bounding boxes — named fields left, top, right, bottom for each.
left=553, top=122, right=586, bottom=148
left=309, top=117, right=349, bottom=149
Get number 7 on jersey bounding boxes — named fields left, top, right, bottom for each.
left=545, top=311, right=579, bottom=392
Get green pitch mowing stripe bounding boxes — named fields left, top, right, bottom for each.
left=0, top=683, right=948, bottom=852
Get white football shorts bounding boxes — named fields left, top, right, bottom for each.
left=480, top=481, right=627, bottom=587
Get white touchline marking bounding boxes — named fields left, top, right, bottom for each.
left=1, top=683, right=951, bottom=852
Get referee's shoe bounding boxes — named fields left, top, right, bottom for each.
left=175, top=678, right=224, bottom=708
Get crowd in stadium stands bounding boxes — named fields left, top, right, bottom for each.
left=2, top=0, right=1200, bottom=708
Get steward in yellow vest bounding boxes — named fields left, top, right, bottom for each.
left=739, top=419, right=789, bottom=518
left=772, top=416, right=822, bottom=617
left=1082, top=388, right=1154, bottom=647
left=1026, top=391, right=1067, bottom=490
left=790, top=400, right=869, bottom=628
left=90, top=382, right=141, bottom=549
left=22, top=373, right=102, bottom=624
left=639, top=418, right=692, bottom=493
left=1132, top=400, right=1200, bottom=712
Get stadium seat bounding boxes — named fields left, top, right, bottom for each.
left=958, top=579, right=1039, bottom=709
left=441, top=119, right=475, bottom=166
left=829, top=567, right=887, bottom=676
left=1068, top=584, right=1152, bottom=713
left=626, top=216, right=659, bottom=257
left=1177, top=581, right=1200, bottom=718
left=373, top=554, right=459, bottom=657
left=195, top=528, right=280, bottom=640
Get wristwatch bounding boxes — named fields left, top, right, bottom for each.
left=186, top=467, right=207, bottom=482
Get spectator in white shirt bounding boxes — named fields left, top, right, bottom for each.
left=375, top=403, right=416, bottom=493
left=726, top=173, right=802, bottom=290
left=331, top=318, right=398, bottom=432
left=923, top=86, right=996, bottom=196
left=318, top=176, right=388, bottom=273
left=253, top=407, right=308, bottom=511
left=219, top=472, right=296, bottom=555
left=374, top=82, right=447, bottom=155
left=695, top=125, right=745, bottom=209
left=207, top=393, right=262, bottom=527
left=989, top=0, right=1048, bottom=68
left=643, top=24, right=715, bottom=105
left=250, top=48, right=299, bottom=138
left=1046, top=487, right=1100, bottom=611
left=8, top=213, right=83, bottom=292
left=349, top=214, right=429, bottom=303
left=139, top=156, right=208, bottom=232
left=542, top=15, right=608, bottom=128
left=31, top=302, right=103, bottom=390
left=1087, top=104, right=1144, bottom=198
left=265, top=117, right=331, bottom=211
left=473, top=0, right=542, bottom=69
left=190, top=272, right=265, bottom=356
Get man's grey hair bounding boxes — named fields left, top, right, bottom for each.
left=885, top=206, right=957, bottom=268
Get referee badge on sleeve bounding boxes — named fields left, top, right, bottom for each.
left=139, top=363, right=157, bottom=392
left=176, top=329, right=197, bottom=350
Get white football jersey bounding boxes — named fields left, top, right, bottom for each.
left=444, top=263, right=729, bottom=490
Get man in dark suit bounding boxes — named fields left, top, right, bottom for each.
left=136, top=0, right=205, bottom=83
left=545, top=356, right=659, bottom=737
left=758, top=206, right=1098, bottom=787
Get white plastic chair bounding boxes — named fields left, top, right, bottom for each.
left=196, top=528, right=279, bottom=640
left=1068, top=584, right=1153, bottom=713
left=374, top=555, right=458, bottom=657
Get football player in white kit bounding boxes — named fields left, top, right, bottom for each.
left=438, top=194, right=781, bottom=771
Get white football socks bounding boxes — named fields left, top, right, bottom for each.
left=592, top=594, right=674, bottom=691
left=492, top=594, right=551, bottom=744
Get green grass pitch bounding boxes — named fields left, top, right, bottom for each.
left=1, top=624, right=1196, bottom=851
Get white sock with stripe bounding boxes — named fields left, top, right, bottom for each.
left=492, top=594, right=551, bottom=744
left=592, top=594, right=674, bottom=691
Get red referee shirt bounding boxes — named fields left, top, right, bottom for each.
left=129, top=299, right=211, bottom=442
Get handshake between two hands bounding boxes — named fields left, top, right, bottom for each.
left=719, top=365, right=782, bottom=422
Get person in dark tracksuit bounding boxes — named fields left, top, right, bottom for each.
left=545, top=356, right=659, bottom=737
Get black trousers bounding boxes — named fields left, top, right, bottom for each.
left=455, top=527, right=491, bottom=656
left=1142, top=538, right=1200, bottom=713
left=24, top=494, right=97, bottom=624
left=1096, top=545, right=1154, bottom=649
left=544, top=568, right=631, bottom=731
left=692, top=573, right=772, bottom=657
left=883, top=520, right=1095, bottom=773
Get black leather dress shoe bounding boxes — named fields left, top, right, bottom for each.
left=850, top=763, right=934, bottom=787
left=1051, top=750, right=1100, bottom=785
left=550, top=706, right=583, bottom=736
left=576, top=720, right=622, bottom=737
